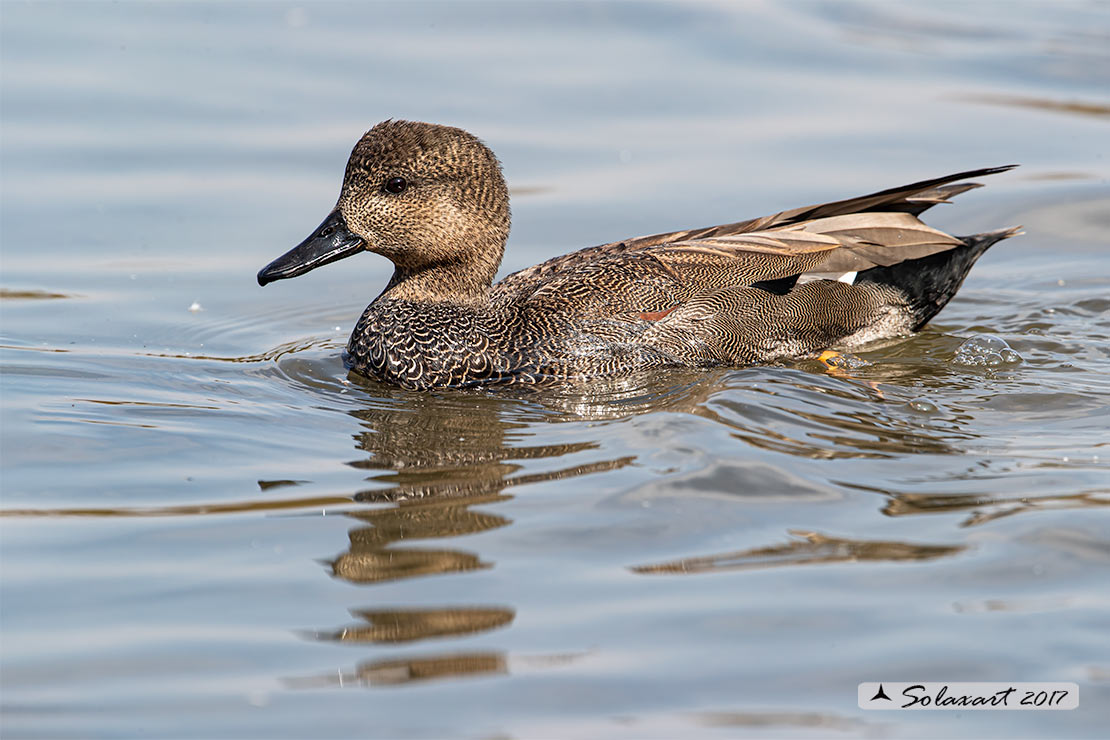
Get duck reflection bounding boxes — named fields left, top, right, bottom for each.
left=326, top=386, right=634, bottom=585
left=306, top=605, right=514, bottom=690
left=288, top=651, right=508, bottom=688
left=302, top=368, right=997, bottom=689
left=328, top=382, right=636, bottom=585
left=513, top=364, right=963, bottom=461
left=344, top=381, right=633, bottom=503
left=330, top=500, right=505, bottom=584
left=302, top=384, right=642, bottom=688
left=631, top=529, right=965, bottom=575
left=317, top=606, right=515, bottom=644
left=325, top=369, right=974, bottom=588
left=885, top=489, right=1110, bottom=526
left=841, top=482, right=1110, bottom=527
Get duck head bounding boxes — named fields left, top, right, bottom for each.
left=257, top=120, right=511, bottom=301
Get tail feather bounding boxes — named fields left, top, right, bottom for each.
left=856, top=226, right=1021, bottom=329
left=897, top=182, right=984, bottom=216
left=755, top=165, right=1019, bottom=227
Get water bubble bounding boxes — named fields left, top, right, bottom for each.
left=819, top=351, right=869, bottom=370
left=908, top=398, right=939, bottom=413
left=953, top=334, right=1023, bottom=367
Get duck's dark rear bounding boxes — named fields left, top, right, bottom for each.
left=856, top=226, right=1021, bottom=330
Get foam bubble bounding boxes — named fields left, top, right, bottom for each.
left=821, top=351, right=869, bottom=370
left=953, top=334, right=1023, bottom=367
left=908, top=398, right=939, bottom=413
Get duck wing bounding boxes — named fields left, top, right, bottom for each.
left=645, top=210, right=969, bottom=289
left=513, top=210, right=971, bottom=322
left=495, top=165, right=1015, bottom=299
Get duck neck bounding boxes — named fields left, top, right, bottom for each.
left=380, top=260, right=495, bottom=306
left=378, top=222, right=508, bottom=306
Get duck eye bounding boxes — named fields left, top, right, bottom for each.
left=383, top=177, right=407, bottom=194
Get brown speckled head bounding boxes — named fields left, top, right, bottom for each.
left=337, top=120, right=511, bottom=297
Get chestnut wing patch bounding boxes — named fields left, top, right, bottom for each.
left=638, top=305, right=680, bottom=321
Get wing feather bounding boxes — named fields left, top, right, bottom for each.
left=494, top=166, right=1015, bottom=298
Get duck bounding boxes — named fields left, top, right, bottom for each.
left=257, top=120, right=1018, bottom=390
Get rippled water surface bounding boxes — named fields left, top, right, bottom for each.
left=2, top=2, right=1109, bottom=738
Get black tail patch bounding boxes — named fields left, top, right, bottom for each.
left=856, top=226, right=1021, bottom=329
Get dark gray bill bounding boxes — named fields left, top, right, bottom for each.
left=257, top=211, right=365, bottom=286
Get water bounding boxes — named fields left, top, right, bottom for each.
left=2, top=2, right=1109, bottom=737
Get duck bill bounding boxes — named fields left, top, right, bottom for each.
left=257, top=211, right=366, bottom=286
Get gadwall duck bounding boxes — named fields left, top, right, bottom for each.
left=258, top=120, right=1018, bottom=389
